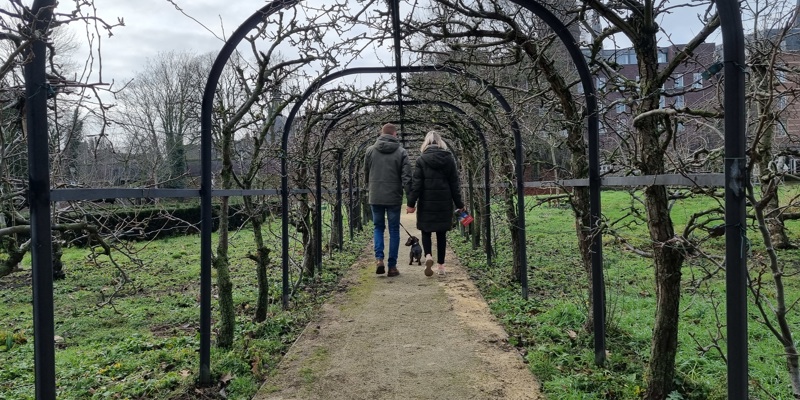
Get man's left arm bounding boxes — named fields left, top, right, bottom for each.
left=400, top=149, right=412, bottom=197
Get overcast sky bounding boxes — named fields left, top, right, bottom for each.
left=76, top=1, right=323, bottom=84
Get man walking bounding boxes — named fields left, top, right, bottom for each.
left=364, top=123, right=412, bottom=277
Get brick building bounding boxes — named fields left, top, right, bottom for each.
left=590, top=43, right=722, bottom=174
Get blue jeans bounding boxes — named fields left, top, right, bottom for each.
left=371, top=204, right=401, bottom=268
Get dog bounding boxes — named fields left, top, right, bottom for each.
left=405, top=236, right=423, bottom=265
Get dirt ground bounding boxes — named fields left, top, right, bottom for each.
left=253, top=213, right=542, bottom=400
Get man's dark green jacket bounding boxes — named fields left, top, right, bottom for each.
left=364, top=134, right=412, bottom=206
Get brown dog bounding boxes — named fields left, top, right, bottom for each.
left=405, top=236, right=423, bottom=265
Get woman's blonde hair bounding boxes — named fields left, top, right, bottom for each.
left=420, top=130, right=448, bottom=153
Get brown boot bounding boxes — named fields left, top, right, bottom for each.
left=375, top=259, right=385, bottom=274
left=387, top=267, right=400, bottom=277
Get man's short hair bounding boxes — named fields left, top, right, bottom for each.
left=381, top=123, right=397, bottom=135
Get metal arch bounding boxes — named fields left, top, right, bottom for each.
left=510, top=0, right=745, bottom=381
left=504, top=0, right=604, bottom=364
left=200, top=0, right=301, bottom=384
left=315, top=99, right=493, bottom=268
left=280, top=65, right=524, bottom=314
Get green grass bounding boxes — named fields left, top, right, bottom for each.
left=1, top=215, right=369, bottom=400
left=453, top=188, right=800, bottom=399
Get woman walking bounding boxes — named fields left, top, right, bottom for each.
left=406, top=131, right=465, bottom=276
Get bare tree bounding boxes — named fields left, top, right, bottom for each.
left=579, top=0, right=720, bottom=397
left=0, top=2, right=123, bottom=279
left=115, top=51, right=206, bottom=189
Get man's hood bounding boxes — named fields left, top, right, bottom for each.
left=374, top=134, right=401, bottom=153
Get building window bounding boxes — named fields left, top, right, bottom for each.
left=617, top=118, right=628, bottom=132
left=777, top=94, right=788, bottom=110
left=675, top=95, right=685, bottom=108
left=659, top=96, right=666, bottom=108
left=677, top=122, right=685, bottom=132
left=674, top=75, right=684, bottom=89
left=597, top=76, right=607, bottom=89
left=777, top=120, right=788, bottom=137
left=615, top=51, right=638, bottom=65
left=777, top=69, right=787, bottom=83
left=693, top=73, right=703, bottom=88
left=657, top=50, right=668, bottom=63
left=616, top=102, right=626, bottom=114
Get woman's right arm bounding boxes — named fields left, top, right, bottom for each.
left=408, top=159, right=424, bottom=207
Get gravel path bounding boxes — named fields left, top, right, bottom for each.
left=253, top=212, right=542, bottom=400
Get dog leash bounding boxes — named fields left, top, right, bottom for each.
left=399, top=222, right=413, bottom=237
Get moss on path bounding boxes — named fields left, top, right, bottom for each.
left=253, top=213, right=541, bottom=400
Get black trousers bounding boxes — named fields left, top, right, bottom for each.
left=421, top=230, right=447, bottom=264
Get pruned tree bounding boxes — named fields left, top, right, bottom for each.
left=169, top=0, right=382, bottom=342
left=579, top=0, right=721, bottom=397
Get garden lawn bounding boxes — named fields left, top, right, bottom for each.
left=0, top=217, right=369, bottom=400
left=453, top=188, right=800, bottom=399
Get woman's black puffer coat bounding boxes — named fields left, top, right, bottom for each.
left=407, top=145, right=465, bottom=232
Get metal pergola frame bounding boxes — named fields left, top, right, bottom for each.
left=20, top=0, right=746, bottom=398
left=317, top=99, right=494, bottom=268
left=275, top=65, right=527, bottom=302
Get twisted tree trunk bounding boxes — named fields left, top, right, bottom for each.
left=214, top=126, right=236, bottom=348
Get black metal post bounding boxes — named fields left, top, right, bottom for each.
left=514, top=117, right=528, bottom=299
left=315, top=152, right=323, bottom=275
left=336, top=149, right=344, bottom=251
left=281, top=177, right=290, bottom=309
left=348, top=160, right=355, bottom=241
left=718, top=0, right=748, bottom=397
left=25, top=1, right=57, bottom=398
left=484, top=139, right=492, bottom=266
left=389, top=0, right=405, bottom=145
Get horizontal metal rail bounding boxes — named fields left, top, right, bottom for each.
left=49, top=187, right=335, bottom=201
left=523, top=174, right=725, bottom=188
